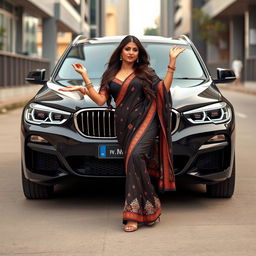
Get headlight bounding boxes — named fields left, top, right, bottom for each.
left=25, top=103, right=71, bottom=125
left=183, top=102, right=232, bottom=124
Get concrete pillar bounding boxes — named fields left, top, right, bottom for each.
left=15, top=7, right=24, bottom=54
left=191, top=0, right=206, bottom=62
left=230, top=15, right=244, bottom=81
left=230, top=16, right=244, bottom=65
left=42, top=17, right=57, bottom=73
left=160, top=0, right=174, bottom=37
left=80, top=0, right=85, bottom=35
left=99, top=0, right=105, bottom=36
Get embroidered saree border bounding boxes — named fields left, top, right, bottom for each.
left=123, top=207, right=161, bottom=223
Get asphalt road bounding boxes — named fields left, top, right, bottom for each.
left=0, top=90, right=255, bottom=256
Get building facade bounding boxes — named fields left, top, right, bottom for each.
left=160, top=0, right=174, bottom=37
left=0, top=0, right=89, bottom=83
left=89, top=0, right=105, bottom=37
left=105, top=0, right=129, bottom=36
left=203, top=0, right=256, bottom=82
left=165, top=0, right=256, bottom=83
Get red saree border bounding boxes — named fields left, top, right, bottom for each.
left=148, top=168, right=160, bottom=178
left=157, top=81, right=176, bottom=190
left=125, top=100, right=157, bottom=173
left=112, top=78, right=122, bottom=85
left=116, top=73, right=136, bottom=106
left=123, top=207, right=161, bottom=223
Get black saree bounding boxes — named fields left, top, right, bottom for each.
left=99, top=71, right=176, bottom=224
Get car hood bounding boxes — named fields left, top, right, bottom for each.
left=32, top=79, right=221, bottom=113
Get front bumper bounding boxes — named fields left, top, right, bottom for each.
left=21, top=117, right=235, bottom=185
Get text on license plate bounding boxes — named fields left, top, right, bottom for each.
left=98, top=145, right=124, bottom=158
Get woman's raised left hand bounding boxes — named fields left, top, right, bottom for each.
left=169, top=46, right=186, bottom=59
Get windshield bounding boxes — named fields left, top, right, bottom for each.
left=56, top=42, right=206, bottom=82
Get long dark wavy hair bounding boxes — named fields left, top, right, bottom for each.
left=100, top=35, right=156, bottom=102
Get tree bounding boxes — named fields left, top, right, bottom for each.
left=144, top=27, right=159, bottom=36
left=144, top=16, right=160, bottom=36
left=192, top=9, right=226, bottom=46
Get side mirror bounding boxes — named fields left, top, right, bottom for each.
left=26, top=69, right=46, bottom=84
left=213, top=68, right=236, bottom=84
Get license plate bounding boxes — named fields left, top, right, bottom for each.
left=98, top=145, right=124, bottom=159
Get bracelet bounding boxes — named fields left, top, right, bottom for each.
left=167, top=65, right=176, bottom=71
left=167, top=69, right=174, bottom=74
left=85, top=82, right=93, bottom=89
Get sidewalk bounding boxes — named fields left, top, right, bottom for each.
left=216, top=81, right=256, bottom=96
left=0, top=85, right=41, bottom=113
left=0, top=81, right=255, bottom=114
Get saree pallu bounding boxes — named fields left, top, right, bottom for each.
left=99, top=71, right=175, bottom=224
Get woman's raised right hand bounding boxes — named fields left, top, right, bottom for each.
left=72, top=63, right=87, bottom=75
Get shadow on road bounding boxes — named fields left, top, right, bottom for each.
left=26, top=179, right=212, bottom=212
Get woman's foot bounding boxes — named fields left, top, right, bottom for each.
left=123, top=221, right=138, bottom=232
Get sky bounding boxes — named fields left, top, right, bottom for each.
left=129, top=0, right=160, bottom=36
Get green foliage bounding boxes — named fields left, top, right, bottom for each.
left=144, top=27, right=159, bottom=36
left=0, top=27, right=6, bottom=50
left=192, top=9, right=226, bottom=45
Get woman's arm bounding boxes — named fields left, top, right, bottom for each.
left=163, top=46, right=186, bottom=91
left=58, top=63, right=108, bottom=106
left=80, top=72, right=108, bottom=106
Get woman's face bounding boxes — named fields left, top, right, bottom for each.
left=121, top=42, right=139, bottom=64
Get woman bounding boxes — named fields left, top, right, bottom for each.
left=59, top=35, right=185, bottom=232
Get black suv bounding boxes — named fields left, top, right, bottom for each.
left=21, top=35, right=236, bottom=199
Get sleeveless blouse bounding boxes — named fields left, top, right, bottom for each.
left=109, top=79, right=122, bottom=101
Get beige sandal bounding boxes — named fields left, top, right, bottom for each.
left=123, top=222, right=138, bottom=232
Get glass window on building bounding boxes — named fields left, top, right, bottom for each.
left=0, top=13, right=4, bottom=50
left=0, top=9, right=15, bottom=52
left=248, top=9, right=256, bottom=57
left=90, top=28, right=96, bottom=38
left=23, top=13, right=39, bottom=56
left=90, top=0, right=96, bottom=25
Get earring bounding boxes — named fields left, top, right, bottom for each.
left=120, top=55, right=122, bottom=61
left=136, top=58, right=139, bottom=63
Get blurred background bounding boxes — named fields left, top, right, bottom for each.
left=0, top=0, right=256, bottom=109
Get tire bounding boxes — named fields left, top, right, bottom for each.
left=22, top=165, right=54, bottom=199
left=206, top=157, right=235, bottom=198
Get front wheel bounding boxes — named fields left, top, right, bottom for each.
left=22, top=165, right=54, bottom=199
left=206, top=157, right=236, bottom=198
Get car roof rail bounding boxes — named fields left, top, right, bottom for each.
left=72, top=34, right=88, bottom=45
left=180, top=34, right=211, bottom=78
left=180, top=34, right=192, bottom=45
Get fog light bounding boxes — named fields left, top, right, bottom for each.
left=207, top=134, right=226, bottom=143
left=30, top=135, right=49, bottom=143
